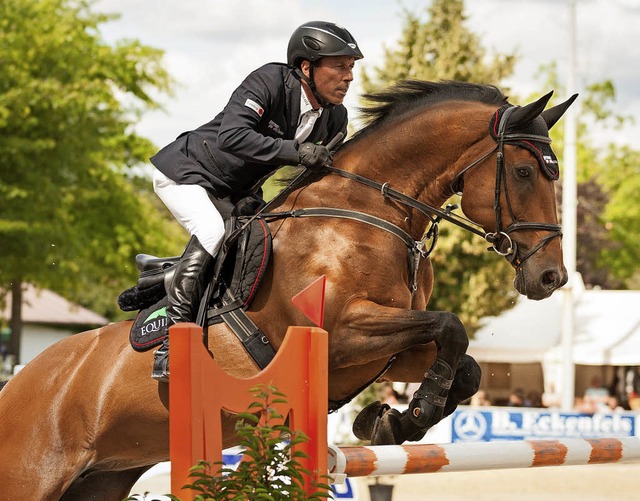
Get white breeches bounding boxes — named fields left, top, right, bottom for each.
left=153, top=169, right=225, bottom=257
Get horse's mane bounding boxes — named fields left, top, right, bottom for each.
left=275, top=81, right=508, bottom=188
left=347, top=80, right=509, bottom=145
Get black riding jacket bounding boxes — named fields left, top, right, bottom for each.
left=150, top=63, right=348, bottom=198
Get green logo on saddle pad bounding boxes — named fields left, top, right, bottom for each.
left=141, top=306, right=167, bottom=336
left=146, top=307, right=167, bottom=321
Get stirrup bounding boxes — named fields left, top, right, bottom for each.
left=152, top=347, right=169, bottom=382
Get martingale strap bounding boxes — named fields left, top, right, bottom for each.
left=265, top=207, right=432, bottom=293
left=323, top=166, right=488, bottom=239
left=272, top=207, right=417, bottom=249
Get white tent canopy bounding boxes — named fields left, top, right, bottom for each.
left=468, top=275, right=640, bottom=366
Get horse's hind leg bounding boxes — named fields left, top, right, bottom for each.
left=60, top=466, right=152, bottom=501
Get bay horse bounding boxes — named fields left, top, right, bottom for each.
left=0, top=81, right=576, bottom=500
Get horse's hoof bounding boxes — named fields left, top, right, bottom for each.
left=370, top=408, right=403, bottom=445
left=370, top=408, right=428, bottom=445
left=352, top=401, right=390, bottom=441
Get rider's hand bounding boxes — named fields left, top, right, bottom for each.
left=298, top=142, right=332, bottom=170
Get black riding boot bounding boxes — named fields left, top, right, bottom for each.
left=152, top=236, right=215, bottom=382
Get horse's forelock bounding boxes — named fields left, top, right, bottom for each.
left=349, top=80, right=509, bottom=144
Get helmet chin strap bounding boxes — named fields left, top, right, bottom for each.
left=294, top=66, right=334, bottom=109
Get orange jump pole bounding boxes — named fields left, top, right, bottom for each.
left=169, top=322, right=328, bottom=500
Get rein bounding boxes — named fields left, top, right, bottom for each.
left=322, top=165, right=488, bottom=240
left=258, top=104, right=563, bottom=293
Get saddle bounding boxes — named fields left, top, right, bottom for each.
left=118, top=207, right=276, bottom=368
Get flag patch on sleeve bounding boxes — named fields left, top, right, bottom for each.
left=244, top=98, right=264, bottom=117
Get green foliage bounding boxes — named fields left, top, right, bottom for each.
left=175, top=384, right=330, bottom=501
left=595, top=145, right=640, bottom=281
left=0, top=0, right=185, bottom=318
left=571, top=83, right=640, bottom=286
left=429, top=224, right=518, bottom=332
left=535, top=64, right=640, bottom=288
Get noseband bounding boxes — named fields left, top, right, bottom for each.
left=451, top=106, right=563, bottom=268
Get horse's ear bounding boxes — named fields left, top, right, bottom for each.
left=507, top=91, right=554, bottom=130
left=541, top=93, right=579, bottom=130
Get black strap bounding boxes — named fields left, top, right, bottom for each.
left=324, top=166, right=488, bottom=239
left=264, top=206, right=447, bottom=294
left=268, top=207, right=418, bottom=250
left=207, top=297, right=243, bottom=317
left=207, top=290, right=276, bottom=370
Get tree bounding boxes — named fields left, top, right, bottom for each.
left=583, top=144, right=640, bottom=287
left=538, top=65, right=640, bottom=289
left=361, top=0, right=515, bottom=93
left=576, top=81, right=640, bottom=288
left=359, top=0, right=518, bottom=332
left=0, top=0, right=184, bottom=361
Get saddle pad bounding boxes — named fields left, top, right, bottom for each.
left=129, top=297, right=169, bottom=352
left=207, top=217, right=272, bottom=323
left=229, top=217, right=272, bottom=307
left=125, top=217, right=272, bottom=352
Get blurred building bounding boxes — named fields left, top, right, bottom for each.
left=468, top=274, right=640, bottom=408
left=0, top=284, right=108, bottom=370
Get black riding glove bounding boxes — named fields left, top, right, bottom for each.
left=233, top=193, right=265, bottom=216
left=298, top=142, right=332, bottom=170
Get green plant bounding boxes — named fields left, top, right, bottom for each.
left=175, top=384, right=331, bottom=500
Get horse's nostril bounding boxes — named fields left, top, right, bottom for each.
left=542, top=270, right=559, bottom=287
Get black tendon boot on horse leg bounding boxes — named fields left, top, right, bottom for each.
left=356, top=354, right=481, bottom=445
left=355, top=358, right=455, bottom=446
left=152, top=236, right=215, bottom=382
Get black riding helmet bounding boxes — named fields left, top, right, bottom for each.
left=287, top=21, right=364, bottom=68
left=287, top=21, right=363, bottom=107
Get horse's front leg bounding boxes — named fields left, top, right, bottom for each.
left=357, top=350, right=482, bottom=445
left=335, top=300, right=473, bottom=444
left=384, top=347, right=482, bottom=418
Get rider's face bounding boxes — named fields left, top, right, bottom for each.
left=301, top=56, right=356, bottom=106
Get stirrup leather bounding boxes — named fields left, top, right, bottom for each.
left=152, top=344, right=169, bottom=382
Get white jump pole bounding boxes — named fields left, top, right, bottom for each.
left=328, top=437, right=640, bottom=481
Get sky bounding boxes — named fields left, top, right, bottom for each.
left=94, top=0, right=640, bottom=151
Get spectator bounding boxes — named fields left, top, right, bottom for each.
left=578, top=375, right=610, bottom=413
left=470, top=390, right=492, bottom=407
left=507, top=388, right=525, bottom=407
left=525, top=390, right=544, bottom=408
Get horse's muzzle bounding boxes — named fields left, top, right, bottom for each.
left=514, top=263, right=567, bottom=300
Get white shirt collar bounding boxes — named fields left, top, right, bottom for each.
left=300, top=87, right=322, bottom=116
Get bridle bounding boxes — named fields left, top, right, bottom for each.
left=450, top=105, right=563, bottom=268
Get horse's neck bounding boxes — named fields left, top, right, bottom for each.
left=342, top=109, right=487, bottom=202
left=331, top=106, right=488, bottom=230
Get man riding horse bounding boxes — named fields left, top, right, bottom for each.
left=149, top=21, right=364, bottom=382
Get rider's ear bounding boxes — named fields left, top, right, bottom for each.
left=507, top=91, right=554, bottom=130
left=541, top=94, right=579, bottom=130
left=300, top=59, right=312, bottom=79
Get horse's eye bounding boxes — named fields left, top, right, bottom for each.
left=516, top=167, right=531, bottom=179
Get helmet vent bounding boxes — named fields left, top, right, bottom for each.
left=302, top=36, right=322, bottom=51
